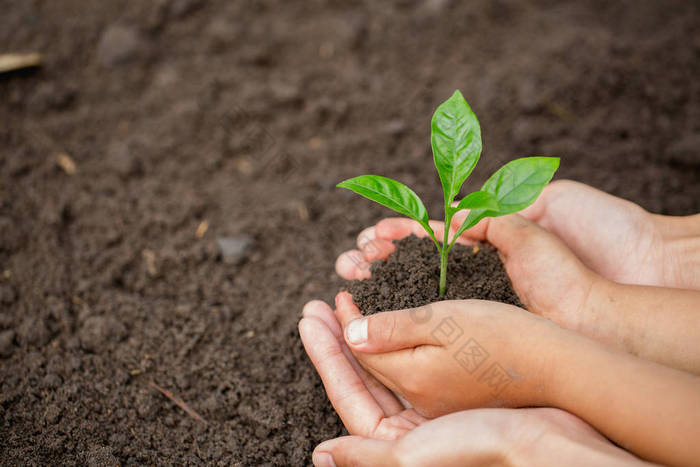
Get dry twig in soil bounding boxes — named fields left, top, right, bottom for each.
left=148, top=381, right=208, bottom=425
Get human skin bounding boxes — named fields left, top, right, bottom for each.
left=311, top=409, right=653, bottom=467
left=336, top=211, right=700, bottom=374
left=519, top=180, right=700, bottom=290
left=299, top=302, right=653, bottom=467
left=328, top=292, right=700, bottom=466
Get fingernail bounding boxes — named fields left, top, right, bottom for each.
left=346, top=318, right=368, bottom=345
left=312, top=452, right=336, bottom=467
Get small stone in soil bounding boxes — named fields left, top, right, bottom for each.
left=97, top=25, right=144, bottom=67
left=106, top=141, right=142, bottom=177
left=45, top=404, right=62, bottom=424
left=216, top=235, right=255, bottom=265
left=0, top=330, right=15, bottom=357
left=384, top=119, right=406, bottom=136
left=79, top=316, right=127, bottom=353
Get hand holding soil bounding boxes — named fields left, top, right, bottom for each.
left=299, top=301, right=647, bottom=467
left=332, top=291, right=556, bottom=416
left=312, top=408, right=650, bottom=467
left=341, top=213, right=597, bottom=333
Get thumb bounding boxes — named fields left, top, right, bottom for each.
left=342, top=307, right=442, bottom=353
left=458, top=214, right=545, bottom=259
left=313, top=436, right=396, bottom=467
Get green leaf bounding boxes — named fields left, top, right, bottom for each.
left=452, top=157, right=560, bottom=242
left=337, top=175, right=430, bottom=226
left=454, top=190, right=500, bottom=213
left=431, top=90, right=482, bottom=206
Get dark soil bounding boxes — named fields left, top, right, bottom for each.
left=1, top=1, right=699, bottom=465
left=349, top=236, right=522, bottom=314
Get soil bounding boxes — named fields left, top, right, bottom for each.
left=1, top=1, right=699, bottom=465
left=349, top=236, right=522, bottom=314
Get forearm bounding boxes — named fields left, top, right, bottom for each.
left=544, top=328, right=700, bottom=466
left=585, top=279, right=700, bottom=374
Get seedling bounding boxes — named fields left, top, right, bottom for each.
left=338, top=90, right=559, bottom=297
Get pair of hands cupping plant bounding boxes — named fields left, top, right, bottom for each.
left=302, top=184, right=700, bottom=466
left=300, top=295, right=650, bottom=467
left=301, top=91, right=700, bottom=466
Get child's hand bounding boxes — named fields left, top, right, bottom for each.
left=332, top=291, right=558, bottom=418
left=336, top=213, right=605, bottom=344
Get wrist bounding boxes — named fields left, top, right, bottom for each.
left=652, top=212, right=700, bottom=238
left=518, top=313, right=578, bottom=408
left=571, top=274, right=628, bottom=350
left=662, top=235, right=700, bottom=290
left=574, top=277, right=655, bottom=360
left=652, top=213, right=700, bottom=289
left=540, top=325, right=603, bottom=412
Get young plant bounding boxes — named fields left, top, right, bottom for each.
left=337, top=90, right=559, bottom=297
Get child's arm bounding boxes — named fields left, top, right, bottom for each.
left=547, top=320, right=700, bottom=467
left=586, top=280, right=700, bottom=374
left=334, top=292, right=700, bottom=466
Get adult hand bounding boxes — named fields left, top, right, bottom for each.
left=299, top=300, right=652, bottom=467
left=520, top=180, right=700, bottom=290
left=313, top=408, right=652, bottom=467
left=299, top=300, right=428, bottom=440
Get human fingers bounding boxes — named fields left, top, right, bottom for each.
left=313, top=436, right=396, bottom=467
left=334, top=291, right=365, bottom=327
left=303, top=300, right=342, bottom=337
left=450, top=214, right=551, bottom=260
left=335, top=249, right=371, bottom=280
left=356, top=226, right=396, bottom=262
left=301, top=301, right=405, bottom=416
left=332, top=292, right=418, bottom=394
left=374, top=217, right=432, bottom=241
left=376, top=218, right=473, bottom=246
left=340, top=307, right=443, bottom=353
left=299, top=317, right=385, bottom=436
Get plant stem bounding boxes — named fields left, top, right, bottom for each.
left=439, top=209, right=453, bottom=297
left=439, top=246, right=448, bottom=297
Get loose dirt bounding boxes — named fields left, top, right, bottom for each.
left=349, top=236, right=522, bottom=314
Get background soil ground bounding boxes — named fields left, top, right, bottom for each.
left=1, top=0, right=698, bottom=465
